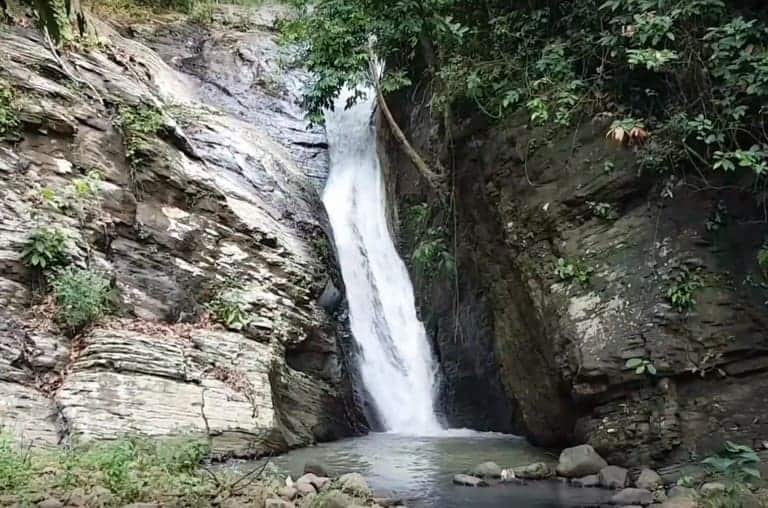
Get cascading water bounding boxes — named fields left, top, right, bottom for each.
left=322, top=90, right=442, bottom=435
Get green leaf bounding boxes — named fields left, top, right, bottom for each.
left=635, top=366, right=645, bottom=374
left=625, top=358, right=643, bottom=369
left=646, top=364, right=657, bottom=375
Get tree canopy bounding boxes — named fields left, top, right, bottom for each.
left=284, top=0, right=768, bottom=193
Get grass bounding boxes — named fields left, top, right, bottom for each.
left=0, top=434, right=288, bottom=506
left=0, top=435, right=218, bottom=505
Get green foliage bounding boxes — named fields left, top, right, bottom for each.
left=0, top=434, right=32, bottom=494
left=207, top=286, right=252, bottom=330
left=22, top=228, right=71, bottom=271
left=284, top=0, right=768, bottom=205
left=411, top=236, right=455, bottom=280
left=702, top=441, right=762, bottom=486
left=0, top=434, right=214, bottom=504
left=587, top=201, right=619, bottom=221
left=117, top=104, right=165, bottom=171
left=665, top=268, right=703, bottom=312
left=50, top=267, right=115, bottom=331
left=625, top=357, right=657, bottom=376
left=758, top=246, right=768, bottom=280
left=0, top=82, right=19, bottom=137
left=555, top=258, right=594, bottom=285
left=402, top=203, right=455, bottom=281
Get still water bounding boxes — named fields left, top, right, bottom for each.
left=254, top=432, right=613, bottom=508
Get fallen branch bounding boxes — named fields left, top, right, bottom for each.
left=367, top=42, right=446, bottom=196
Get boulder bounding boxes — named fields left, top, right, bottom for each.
left=636, top=469, right=663, bottom=491
left=278, top=486, right=298, bottom=501
left=294, top=481, right=317, bottom=497
left=470, top=461, right=503, bottom=479
left=512, top=462, right=554, bottom=480
left=611, top=488, right=654, bottom=506
left=265, top=499, right=296, bottom=508
left=556, top=445, right=608, bottom=478
left=600, top=466, right=629, bottom=489
left=700, top=482, right=726, bottom=496
left=298, top=473, right=331, bottom=491
left=338, top=473, right=372, bottom=497
left=37, top=500, right=63, bottom=508
left=86, top=487, right=113, bottom=507
left=668, top=486, right=696, bottom=499
left=660, top=498, right=696, bottom=508
left=572, top=474, right=601, bottom=488
left=453, top=474, right=489, bottom=487
left=304, top=460, right=330, bottom=478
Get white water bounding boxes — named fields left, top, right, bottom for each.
left=322, top=90, right=442, bottom=435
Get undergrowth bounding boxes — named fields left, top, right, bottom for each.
left=0, top=81, right=19, bottom=138
left=284, top=0, right=768, bottom=207
left=0, top=434, right=216, bottom=505
left=50, top=267, right=116, bottom=332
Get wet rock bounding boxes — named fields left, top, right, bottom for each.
left=452, top=474, right=489, bottom=487
left=470, top=461, right=502, bottom=478
left=338, top=473, right=372, bottom=497
left=571, top=474, right=601, bottom=488
left=37, top=499, right=63, bottom=508
left=600, top=466, right=628, bottom=489
left=304, top=460, right=331, bottom=478
left=611, top=488, right=654, bottom=506
left=636, top=469, right=663, bottom=491
left=700, top=482, right=726, bottom=496
left=373, top=498, right=405, bottom=507
left=556, top=445, right=608, bottom=478
left=512, top=462, right=554, bottom=480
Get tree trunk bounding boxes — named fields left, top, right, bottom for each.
left=32, top=0, right=90, bottom=44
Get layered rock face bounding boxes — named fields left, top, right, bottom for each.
left=0, top=7, right=363, bottom=455
left=383, top=92, right=768, bottom=465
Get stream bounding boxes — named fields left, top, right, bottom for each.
left=235, top=432, right=613, bottom=507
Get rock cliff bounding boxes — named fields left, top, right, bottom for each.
left=383, top=89, right=768, bottom=466
left=0, top=5, right=364, bottom=456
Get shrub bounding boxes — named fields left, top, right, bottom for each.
left=21, top=228, right=71, bottom=271
left=117, top=104, right=165, bottom=170
left=665, top=269, right=703, bottom=312
left=0, top=82, right=19, bottom=137
left=555, top=258, right=594, bottom=285
left=207, top=287, right=252, bottom=330
left=702, top=441, right=762, bottom=486
left=758, top=247, right=768, bottom=280
left=412, top=236, right=455, bottom=280
left=0, top=434, right=213, bottom=504
left=587, top=201, right=619, bottom=221
left=50, top=267, right=115, bottom=331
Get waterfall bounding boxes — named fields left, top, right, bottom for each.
left=322, top=90, right=442, bottom=435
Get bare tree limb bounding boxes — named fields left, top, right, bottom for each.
left=367, top=42, right=447, bottom=197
